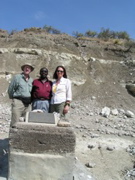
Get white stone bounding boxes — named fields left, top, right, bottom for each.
left=125, top=110, right=134, bottom=118
left=111, top=109, right=118, bottom=116
left=100, top=107, right=110, bottom=118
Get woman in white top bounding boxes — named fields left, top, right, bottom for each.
left=50, top=65, right=72, bottom=116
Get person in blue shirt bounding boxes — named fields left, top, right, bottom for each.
left=8, top=63, right=34, bottom=127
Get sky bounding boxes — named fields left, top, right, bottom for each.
left=0, top=0, right=134, bottom=39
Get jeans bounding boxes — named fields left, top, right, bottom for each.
left=32, top=99, right=50, bottom=113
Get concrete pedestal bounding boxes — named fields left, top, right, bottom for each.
left=8, top=121, right=76, bottom=180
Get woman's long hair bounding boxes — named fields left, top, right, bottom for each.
left=53, top=65, right=67, bottom=79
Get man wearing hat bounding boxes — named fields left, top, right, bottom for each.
left=8, top=63, right=34, bottom=127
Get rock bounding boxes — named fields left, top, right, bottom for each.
left=5, top=74, right=12, bottom=81
left=125, top=110, right=134, bottom=118
left=91, top=96, right=96, bottom=100
left=126, top=83, right=135, bottom=96
left=85, top=162, right=96, bottom=168
left=106, top=146, right=115, bottom=151
left=57, top=121, right=71, bottom=127
left=100, top=107, right=110, bottom=118
left=125, top=168, right=135, bottom=178
left=95, top=119, right=99, bottom=123
left=88, top=144, right=96, bottom=149
left=90, top=134, right=99, bottom=138
left=89, top=112, right=94, bottom=116
left=126, top=145, right=135, bottom=155
left=90, top=57, right=96, bottom=62
left=111, top=109, right=118, bottom=116
left=118, top=109, right=125, bottom=114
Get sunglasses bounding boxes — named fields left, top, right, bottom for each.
left=41, top=70, right=48, bottom=72
left=57, top=70, right=64, bottom=73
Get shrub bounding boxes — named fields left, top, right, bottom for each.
left=116, top=31, right=130, bottom=40
left=97, top=28, right=114, bottom=39
left=24, top=27, right=41, bottom=32
left=72, top=31, right=84, bottom=38
left=43, top=25, right=61, bottom=34
left=85, top=30, right=97, bottom=37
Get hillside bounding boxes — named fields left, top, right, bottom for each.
left=0, top=29, right=135, bottom=180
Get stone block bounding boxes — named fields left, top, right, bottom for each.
left=8, top=152, right=74, bottom=180
left=9, top=123, right=75, bottom=154
left=8, top=123, right=76, bottom=180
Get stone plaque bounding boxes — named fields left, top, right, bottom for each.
left=25, top=112, right=56, bottom=124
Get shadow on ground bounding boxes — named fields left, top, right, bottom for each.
left=0, top=138, right=9, bottom=179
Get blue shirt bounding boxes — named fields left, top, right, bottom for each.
left=8, top=73, right=33, bottom=99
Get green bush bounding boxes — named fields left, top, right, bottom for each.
left=85, top=30, right=97, bottom=37
left=43, top=25, right=61, bottom=34
left=24, top=27, right=41, bottom=32
left=72, top=31, right=84, bottom=38
left=97, top=28, right=114, bottom=39
left=116, top=31, right=130, bottom=40
left=96, top=28, right=130, bottom=40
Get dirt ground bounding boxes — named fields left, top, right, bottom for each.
left=0, top=102, right=135, bottom=180
left=71, top=113, right=135, bottom=180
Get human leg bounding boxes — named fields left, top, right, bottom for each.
left=42, top=100, right=50, bottom=112
left=56, top=102, right=65, bottom=116
left=23, top=103, right=32, bottom=119
left=32, top=100, right=49, bottom=112
left=50, top=104, right=55, bottom=113
left=50, top=102, right=65, bottom=116
left=11, top=99, right=25, bottom=127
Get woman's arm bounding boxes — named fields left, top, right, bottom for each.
left=63, top=79, right=72, bottom=114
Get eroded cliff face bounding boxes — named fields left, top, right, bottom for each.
left=0, top=30, right=135, bottom=109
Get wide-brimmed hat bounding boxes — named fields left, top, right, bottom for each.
left=21, top=63, right=34, bottom=72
